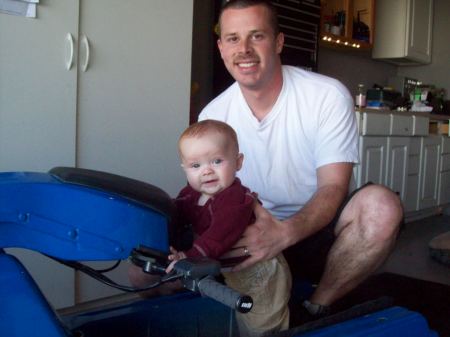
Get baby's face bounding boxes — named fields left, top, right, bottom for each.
left=179, top=132, right=242, bottom=198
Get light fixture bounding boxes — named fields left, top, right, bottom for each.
left=321, top=35, right=364, bottom=49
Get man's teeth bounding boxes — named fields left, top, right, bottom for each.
left=239, top=62, right=256, bottom=68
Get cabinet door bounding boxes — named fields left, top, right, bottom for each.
left=404, top=137, right=421, bottom=212
left=438, top=137, right=450, bottom=205
left=75, top=0, right=193, bottom=303
left=418, top=136, right=441, bottom=209
left=358, top=136, right=388, bottom=186
left=372, top=0, right=433, bottom=64
left=77, top=0, right=191, bottom=195
left=386, top=137, right=409, bottom=201
left=407, top=0, right=434, bottom=63
left=438, top=171, right=450, bottom=205
left=0, top=0, right=78, bottom=309
left=0, top=1, right=77, bottom=171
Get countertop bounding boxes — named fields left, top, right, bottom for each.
left=358, top=108, right=450, bottom=122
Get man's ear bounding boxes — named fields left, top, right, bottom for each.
left=276, top=32, right=284, bottom=55
left=217, top=38, right=224, bottom=59
left=236, top=153, right=244, bottom=171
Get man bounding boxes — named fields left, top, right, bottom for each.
left=198, top=0, right=403, bottom=323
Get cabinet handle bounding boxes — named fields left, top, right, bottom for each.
left=81, top=35, right=90, bottom=72
left=65, top=33, right=74, bottom=70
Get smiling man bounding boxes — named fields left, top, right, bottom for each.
left=199, top=0, right=403, bottom=326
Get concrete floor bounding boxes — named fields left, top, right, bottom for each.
left=379, top=213, right=450, bottom=286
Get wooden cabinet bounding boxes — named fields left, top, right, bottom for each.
left=0, top=0, right=193, bottom=308
left=320, top=0, right=375, bottom=49
left=372, top=0, right=434, bottom=65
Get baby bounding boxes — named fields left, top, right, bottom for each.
left=169, top=120, right=292, bottom=337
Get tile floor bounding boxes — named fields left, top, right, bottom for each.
left=366, top=213, right=450, bottom=336
left=379, top=213, right=450, bottom=286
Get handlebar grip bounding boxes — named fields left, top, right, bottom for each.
left=197, top=277, right=253, bottom=313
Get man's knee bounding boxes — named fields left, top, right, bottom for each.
left=346, top=184, right=403, bottom=242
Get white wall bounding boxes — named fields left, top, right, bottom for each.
left=318, top=48, right=397, bottom=96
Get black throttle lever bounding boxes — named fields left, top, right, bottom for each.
left=173, top=257, right=253, bottom=313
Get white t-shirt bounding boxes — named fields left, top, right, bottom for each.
left=199, top=66, right=359, bottom=220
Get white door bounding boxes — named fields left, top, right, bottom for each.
left=386, top=137, right=409, bottom=201
left=359, top=136, right=388, bottom=186
left=75, top=0, right=193, bottom=303
left=418, top=136, right=441, bottom=209
left=407, top=0, right=433, bottom=63
left=404, top=137, right=421, bottom=212
left=0, top=0, right=77, bottom=171
left=77, top=0, right=192, bottom=196
left=0, top=0, right=78, bottom=308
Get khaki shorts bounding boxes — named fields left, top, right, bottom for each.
left=222, top=253, right=292, bottom=337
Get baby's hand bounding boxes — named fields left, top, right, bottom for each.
left=165, top=246, right=187, bottom=273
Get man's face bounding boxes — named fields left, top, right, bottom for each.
left=179, top=133, right=243, bottom=199
left=218, top=5, right=284, bottom=91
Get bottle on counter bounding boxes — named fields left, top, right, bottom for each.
left=355, top=84, right=366, bottom=109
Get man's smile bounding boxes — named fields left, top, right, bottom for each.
left=237, top=62, right=258, bottom=68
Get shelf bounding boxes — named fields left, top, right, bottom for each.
left=320, top=0, right=374, bottom=50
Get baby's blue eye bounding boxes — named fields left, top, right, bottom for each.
left=191, top=163, right=200, bottom=169
left=213, top=159, right=223, bottom=165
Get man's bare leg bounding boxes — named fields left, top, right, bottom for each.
left=309, top=184, right=403, bottom=306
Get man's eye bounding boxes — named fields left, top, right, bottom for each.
left=213, top=159, right=223, bottom=165
left=226, top=36, right=238, bottom=43
left=252, top=33, right=264, bottom=40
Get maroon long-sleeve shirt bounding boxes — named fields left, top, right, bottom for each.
left=175, top=178, right=255, bottom=259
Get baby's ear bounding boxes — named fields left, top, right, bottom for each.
left=236, top=153, right=244, bottom=171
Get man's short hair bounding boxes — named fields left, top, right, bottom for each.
left=179, top=120, right=239, bottom=153
left=218, top=0, right=280, bottom=36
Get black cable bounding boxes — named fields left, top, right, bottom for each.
left=46, top=256, right=182, bottom=293
left=93, top=260, right=121, bottom=273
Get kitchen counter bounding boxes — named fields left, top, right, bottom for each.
left=354, top=108, right=450, bottom=222
left=359, top=108, right=450, bottom=122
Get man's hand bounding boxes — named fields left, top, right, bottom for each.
left=229, top=202, right=295, bottom=271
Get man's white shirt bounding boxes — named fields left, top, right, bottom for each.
left=199, top=66, right=359, bottom=220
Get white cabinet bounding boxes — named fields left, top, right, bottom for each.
left=356, top=111, right=450, bottom=217
left=0, top=0, right=78, bottom=172
left=372, top=0, right=434, bottom=65
left=1, top=0, right=193, bottom=308
left=404, top=137, right=421, bottom=212
left=386, top=137, right=409, bottom=202
left=358, top=136, right=388, bottom=186
left=418, top=136, right=441, bottom=209
left=76, top=1, right=192, bottom=194
left=438, top=137, right=450, bottom=204
left=0, top=0, right=79, bottom=310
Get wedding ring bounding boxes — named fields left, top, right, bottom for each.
left=243, top=247, right=250, bottom=256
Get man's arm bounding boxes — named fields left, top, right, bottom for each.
left=231, top=162, right=353, bottom=271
